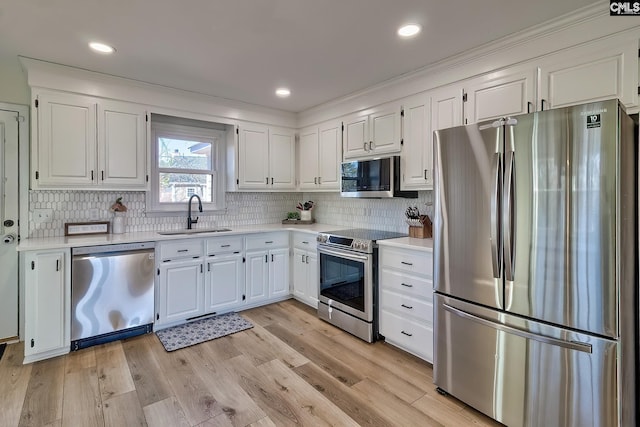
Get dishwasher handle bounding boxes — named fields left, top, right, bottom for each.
left=72, top=242, right=155, bottom=256
left=73, top=248, right=154, bottom=260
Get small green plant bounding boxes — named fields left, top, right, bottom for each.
left=287, top=211, right=300, bottom=220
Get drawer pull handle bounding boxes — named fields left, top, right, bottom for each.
left=401, top=304, right=413, bottom=309
left=401, top=283, right=413, bottom=288
left=401, top=331, right=413, bottom=337
left=265, top=241, right=273, bottom=244
left=221, top=244, right=231, bottom=248
left=302, top=241, right=309, bottom=244
left=401, top=261, right=413, bottom=266
left=177, top=249, right=189, bottom=253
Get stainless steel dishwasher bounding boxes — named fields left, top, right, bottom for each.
left=71, top=241, right=155, bottom=350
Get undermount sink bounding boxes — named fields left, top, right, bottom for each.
left=157, top=228, right=232, bottom=235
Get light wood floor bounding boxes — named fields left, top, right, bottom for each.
left=0, top=299, right=502, bottom=427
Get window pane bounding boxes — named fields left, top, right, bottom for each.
left=159, top=173, right=213, bottom=202
left=158, top=137, right=212, bottom=170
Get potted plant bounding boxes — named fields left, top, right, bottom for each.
left=110, top=197, right=127, bottom=234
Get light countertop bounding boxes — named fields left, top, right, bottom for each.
left=378, top=237, right=433, bottom=252
left=17, top=222, right=340, bottom=251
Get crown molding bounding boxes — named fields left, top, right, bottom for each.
left=298, top=1, right=639, bottom=127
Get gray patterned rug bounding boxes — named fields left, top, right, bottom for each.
left=156, top=312, right=253, bottom=352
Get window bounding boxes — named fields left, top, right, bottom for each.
left=149, top=116, right=227, bottom=213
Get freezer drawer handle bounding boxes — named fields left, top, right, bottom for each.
left=400, top=283, right=413, bottom=288
left=401, top=304, right=413, bottom=309
left=401, top=331, right=413, bottom=337
left=401, top=261, right=413, bottom=266
left=443, top=304, right=593, bottom=354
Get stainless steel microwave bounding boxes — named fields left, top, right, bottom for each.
left=340, top=155, right=417, bottom=198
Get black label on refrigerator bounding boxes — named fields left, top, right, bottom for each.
left=587, top=114, right=601, bottom=129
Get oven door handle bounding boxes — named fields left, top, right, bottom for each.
left=317, top=247, right=370, bottom=262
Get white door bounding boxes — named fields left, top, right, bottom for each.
left=343, top=114, right=369, bottom=159
left=205, top=253, right=244, bottom=313
left=369, top=103, right=401, bottom=154
left=401, top=93, right=432, bottom=190
left=238, top=124, right=269, bottom=189
left=268, top=128, right=296, bottom=189
left=0, top=109, right=19, bottom=341
left=298, top=127, right=319, bottom=190
left=269, top=248, right=290, bottom=298
left=246, top=250, right=268, bottom=303
left=159, top=259, right=204, bottom=324
left=306, top=252, right=318, bottom=308
left=318, top=120, right=342, bottom=190
left=292, top=248, right=307, bottom=300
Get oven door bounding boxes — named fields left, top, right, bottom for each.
left=317, top=245, right=373, bottom=321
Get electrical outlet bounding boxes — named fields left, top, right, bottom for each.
left=33, top=208, right=53, bottom=223
left=89, top=208, right=100, bottom=220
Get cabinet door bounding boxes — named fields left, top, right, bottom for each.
left=238, top=124, right=269, bottom=189
left=158, top=258, right=204, bottom=324
left=465, top=68, right=535, bottom=124
left=292, top=248, right=307, bottom=300
left=298, top=127, right=320, bottom=190
left=36, top=92, right=97, bottom=188
left=431, top=86, right=464, bottom=131
left=269, top=248, right=290, bottom=298
left=318, top=120, right=342, bottom=190
left=98, top=101, right=147, bottom=188
left=24, top=251, right=68, bottom=357
left=245, top=250, right=268, bottom=303
left=401, top=93, right=432, bottom=190
left=305, top=252, right=318, bottom=308
left=539, top=41, right=637, bottom=110
left=369, top=103, right=401, bottom=155
left=269, top=127, right=296, bottom=189
left=343, top=113, right=369, bottom=159
left=205, top=253, right=244, bottom=314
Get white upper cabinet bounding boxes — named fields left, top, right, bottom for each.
left=33, top=91, right=147, bottom=190
left=35, top=92, right=97, bottom=188
left=98, top=101, right=147, bottom=187
left=343, top=102, right=402, bottom=159
left=431, top=85, right=464, bottom=131
left=238, top=123, right=295, bottom=190
left=298, top=119, right=342, bottom=191
left=400, top=93, right=432, bottom=190
left=268, top=127, right=296, bottom=189
left=537, top=39, right=638, bottom=111
left=464, top=67, right=536, bottom=124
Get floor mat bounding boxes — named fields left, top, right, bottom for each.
left=156, top=312, right=253, bottom=352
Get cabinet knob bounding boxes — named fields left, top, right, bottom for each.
left=2, top=234, right=15, bottom=244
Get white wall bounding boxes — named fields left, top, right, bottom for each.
left=0, top=56, right=29, bottom=105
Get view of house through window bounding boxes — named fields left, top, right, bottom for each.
left=149, top=116, right=227, bottom=212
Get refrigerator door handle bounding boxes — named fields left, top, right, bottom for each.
left=490, top=152, right=502, bottom=279
left=442, top=303, right=593, bottom=354
left=503, top=150, right=516, bottom=282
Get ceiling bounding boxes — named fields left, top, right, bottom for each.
left=0, top=0, right=599, bottom=113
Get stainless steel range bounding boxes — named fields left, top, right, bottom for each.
left=316, top=228, right=407, bottom=342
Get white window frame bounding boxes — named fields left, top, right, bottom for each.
left=148, top=121, right=226, bottom=214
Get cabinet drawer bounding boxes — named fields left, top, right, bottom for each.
left=380, top=246, right=432, bottom=277
left=379, top=309, right=433, bottom=362
left=245, top=232, right=289, bottom=250
left=380, top=289, right=433, bottom=325
left=159, top=239, right=204, bottom=261
left=292, top=232, right=317, bottom=250
left=206, top=236, right=243, bottom=255
left=380, top=269, right=433, bottom=301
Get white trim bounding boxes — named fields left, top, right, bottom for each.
left=20, top=57, right=297, bottom=128
left=298, top=5, right=640, bottom=127
left=0, top=101, right=29, bottom=341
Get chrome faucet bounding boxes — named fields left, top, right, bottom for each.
left=187, top=194, right=203, bottom=229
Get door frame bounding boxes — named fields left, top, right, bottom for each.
left=0, top=102, right=30, bottom=341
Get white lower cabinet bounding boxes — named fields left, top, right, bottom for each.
left=158, top=257, right=204, bottom=324
left=378, top=245, right=433, bottom=363
left=292, top=232, right=318, bottom=308
left=23, top=249, right=71, bottom=363
left=245, top=232, right=290, bottom=306
left=204, top=252, right=244, bottom=314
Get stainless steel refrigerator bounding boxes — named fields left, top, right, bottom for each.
left=432, top=99, right=637, bottom=427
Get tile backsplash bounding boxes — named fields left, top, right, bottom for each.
left=27, top=190, right=433, bottom=238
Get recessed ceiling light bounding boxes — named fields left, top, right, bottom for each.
left=397, top=24, right=421, bottom=38
left=275, top=88, right=291, bottom=98
left=89, top=42, right=116, bottom=54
